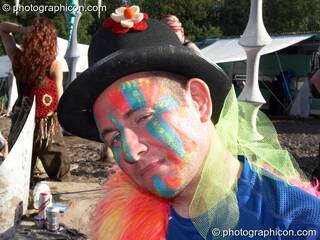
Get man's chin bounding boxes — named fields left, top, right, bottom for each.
left=153, top=190, right=178, bottom=200
left=146, top=185, right=184, bottom=200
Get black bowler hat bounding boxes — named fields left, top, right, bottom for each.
left=58, top=7, right=231, bottom=142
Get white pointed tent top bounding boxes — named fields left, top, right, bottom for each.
left=0, top=56, right=11, bottom=77
left=201, top=34, right=315, bottom=64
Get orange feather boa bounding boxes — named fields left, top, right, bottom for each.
left=90, top=171, right=170, bottom=240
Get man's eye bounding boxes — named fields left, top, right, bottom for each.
left=136, top=113, right=154, bottom=124
left=110, top=134, right=121, bottom=147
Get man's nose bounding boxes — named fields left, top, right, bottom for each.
left=123, top=128, right=148, bottom=163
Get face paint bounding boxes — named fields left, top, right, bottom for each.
left=94, top=74, right=204, bottom=199
left=146, top=117, right=186, bottom=160
left=112, top=146, right=121, bottom=165
left=107, top=81, right=158, bottom=163
left=111, top=80, right=187, bottom=164
left=120, top=81, right=147, bottom=110
left=155, top=96, right=179, bottom=113
left=120, top=81, right=186, bottom=170
left=152, top=175, right=176, bottom=198
left=146, top=95, right=188, bottom=162
left=109, top=113, right=135, bottom=162
left=151, top=164, right=183, bottom=198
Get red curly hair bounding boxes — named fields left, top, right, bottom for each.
left=13, top=17, right=57, bottom=91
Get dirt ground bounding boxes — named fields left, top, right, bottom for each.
left=0, top=115, right=113, bottom=239
left=272, top=117, right=320, bottom=177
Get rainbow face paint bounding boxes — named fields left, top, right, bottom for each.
left=93, top=73, right=201, bottom=198
left=152, top=176, right=176, bottom=198
left=146, top=96, right=186, bottom=161
left=109, top=113, right=134, bottom=163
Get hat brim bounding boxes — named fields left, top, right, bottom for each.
left=58, top=45, right=231, bottom=142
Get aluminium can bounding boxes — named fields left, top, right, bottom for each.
left=45, top=206, right=60, bottom=231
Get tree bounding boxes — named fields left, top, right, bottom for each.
left=264, top=0, right=309, bottom=33
left=133, top=0, right=223, bottom=41
left=218, top=0, right=250, bottom=36
left=1, top=0, right=320, bottom=56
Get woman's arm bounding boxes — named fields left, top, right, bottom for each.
left=0, top=22, right=31, bottom=62
left=50, top=60, right=64, bottom=99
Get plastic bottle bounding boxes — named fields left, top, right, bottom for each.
left=33, top=181, right=51, bottom=209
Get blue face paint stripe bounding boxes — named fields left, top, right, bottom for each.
left=112, top=146, right=121, bottom=165
left=155, top=96, right=179, bottom=113
left=146, top=95, right=186, bottom=159
left=146, top=116, right=186, bottom=159
left=120, top=81, right=146, bottom=110
left=152, top=175, right=176, bottom=198
left=109, top=113, right=135, bottom=162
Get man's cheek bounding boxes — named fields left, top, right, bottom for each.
left=146, top=115, right=187, bottom=161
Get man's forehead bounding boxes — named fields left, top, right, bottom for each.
left=107, top=76, right=155, bottom=94
left=94, top=72, right=173, bottom=114
left=106, top=72, right=166, bottom=93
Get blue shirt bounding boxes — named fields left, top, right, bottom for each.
left=167, top=156, right=320, bottom=239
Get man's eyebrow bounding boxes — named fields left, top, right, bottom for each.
left=102, top=106, right=150, bottom=138
left=124, top=108, right=141, bottom=119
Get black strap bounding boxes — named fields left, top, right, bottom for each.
left=183, top=40, right=191, bottom=46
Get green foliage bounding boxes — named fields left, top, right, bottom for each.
left=264, top=0, right=308, bottom=33
left=219, top=0, right=250, bottom=36
left=133, top=0, right=223, bottom=41
left=0, top=0, right=320, bottom=56
left=264, top=0, right=320, bottom=33
left=219, top=0, right=320, bottom=36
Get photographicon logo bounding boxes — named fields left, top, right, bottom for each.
left=2, top=3, right=11, bottom=12
left=211, top=228, right=221, bottom=237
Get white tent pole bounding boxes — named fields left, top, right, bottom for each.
left=14, top=0, right=19, bottom=15
left=97, top=0, right=102, bottom=19
left=64, top=0, right=81, bottom=86
left=238, top=0, right=271, bottom=141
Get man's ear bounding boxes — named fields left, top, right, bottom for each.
left=186, top=78, right=212, bottom=122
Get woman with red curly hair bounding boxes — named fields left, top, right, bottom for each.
left=0, top=17, right=70, bottom=183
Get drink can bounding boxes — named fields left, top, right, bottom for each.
left=45, top=206, right=60, bottom=231
left=38, top=192, right=52, bottom=218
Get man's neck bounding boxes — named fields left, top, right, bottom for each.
left=170, top=153, right=243, bottom=218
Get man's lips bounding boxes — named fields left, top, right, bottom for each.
left=139, top=158, right=166, bottom=176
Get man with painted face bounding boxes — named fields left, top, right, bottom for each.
left=58, top=5, right=320, bottom=240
